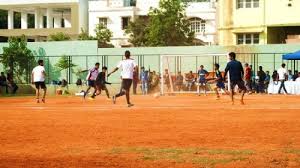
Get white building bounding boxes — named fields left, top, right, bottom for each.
left=89, top=0, right=217, bottom=47
left=0, top=0, right=88, bottom=41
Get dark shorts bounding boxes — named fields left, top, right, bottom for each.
left=198, top=79, right=207, bottom=85
left=88, top=80, right=95, bottom=87
left=230, top=80, right=246, bottom=91
left=95, top=84, right=107, bottom=90
left=122, top=79, right=133, bottom=90
left=35, top=82, right=46, bottom=89
left=216, top=82, right=225, bottom=89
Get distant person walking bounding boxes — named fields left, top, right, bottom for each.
left=277, top=63, right=288, bottom=94
left=32, top=60, right=47, bottom=103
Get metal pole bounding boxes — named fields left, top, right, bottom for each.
left=160, top=55, right=164, bottom=95
left=273, top=53, right=276, bottom=72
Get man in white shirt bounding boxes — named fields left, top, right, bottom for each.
left=277, top=63, right=288, bottom=94
left=32, top=60, right=47, bottom=103
left=108, top=50, right=138, bottom=107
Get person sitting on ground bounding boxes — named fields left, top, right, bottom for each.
left=296, top=72, right=300, bottom=82
left=185, top=71, right=195, bottom=91
left=7, top=73, right=18, bottom=94
left=0, top=72, right=8, bottom=94
left=175, top=71, right=184, bottom=91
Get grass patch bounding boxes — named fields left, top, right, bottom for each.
left=284, top=149, right=300, bottom=155
left=107, top=147, right=254, bottom=167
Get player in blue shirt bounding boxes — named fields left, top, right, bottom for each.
left=197, top=65, right=208, bottom=96
left=224, top=52, right=246, bottom=105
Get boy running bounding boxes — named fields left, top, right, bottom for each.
left=32, top=60, right=47, bottom=103
left=213, top=63, right=226, bottom=99
left=108, top=50, right=137, bottom=107
left=84, top=62, right=100, bottom=99
left=91, top=66, right=111, bottom=99
left=224, top=52, right=246, bottom=105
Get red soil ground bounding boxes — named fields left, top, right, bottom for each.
left=0, top=94, right=300, bottom=168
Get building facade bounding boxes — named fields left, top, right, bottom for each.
left=0, top=0, right=88, bottom=41
left=218, top=0, right=300, bottom=46
left=89, top=0, right=217, bottom=47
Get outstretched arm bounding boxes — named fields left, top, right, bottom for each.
left=107, top=67, right=119, bottom=77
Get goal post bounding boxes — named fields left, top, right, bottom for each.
left=160, top=53, right=230, bottom=95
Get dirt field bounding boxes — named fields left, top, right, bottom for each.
left=0, top=94, right=300, bottom=168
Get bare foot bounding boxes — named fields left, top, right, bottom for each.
left=240, top=100, right=245, bottom=105
left=231, top=101, right=234, bottom=105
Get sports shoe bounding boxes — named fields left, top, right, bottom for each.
left=128, top=103, right=134, bottom=107
left=89, top=97, right=95, bottom=100
left=112, top=96, right=116, bottom=104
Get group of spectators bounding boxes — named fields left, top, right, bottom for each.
left=0, top=72, right=18, bottom=94
left=163, top=63, right=300, bottom=94
left=133, top=67, right=160, bottom=95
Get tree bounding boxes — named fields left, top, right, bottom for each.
left=55, top=55, right=77, bottom=83
left=125, top=17, right=149, bottom=47
left=146, top=0, right=194, bottom=46
left=0, top=35, right=35, bottom=83
left=78, top=28, right=97, bottom=40
left=94, top=24, right=114, bottom=48
left=49, top=32, right=71, bottom=41
left=125, top=0, right=194, bottom=46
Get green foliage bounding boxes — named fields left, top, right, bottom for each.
left=55, top=55, right=77, bottom=82
left=125, top=17, right=149, bottom=47
left=49, top=32, right=71, bottom=41
left=78, top=28, right=97, bottom=40
left=94, top=24, right=114, bottom=48
left=0, top=35, right=35, bottom=83
left=126, top=0, right=194, bottom=46
left=55, top=55, right=76, bottom=71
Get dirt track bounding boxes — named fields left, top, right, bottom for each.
left=0, top=95, right=300, bottom=168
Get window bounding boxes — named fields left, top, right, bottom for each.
left=253, top=0, right=259, bottom=8
left=124, top=0, right=136, bottom=7
left=99, top=18, right=107, bottom=28
left=122, top=17, right=130, bottom=30
left=237, top=0, right=259, bottom=9
left=237, top=33, right=260, bottom=45
left=190, top=18, right=206, bottom=33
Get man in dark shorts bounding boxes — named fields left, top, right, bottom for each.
left=213, top=63, right=227, bottom=100
left=91, top=66, right=111, bottom=99
left=108, top=50, right=138, bottom=107
left=84, top=62, right=100, bottom=99
left=197, top=65, right=209, bottom=96
left=224, top=52, right=246, bottom=105
left=32, top=60, right=47, bottom=103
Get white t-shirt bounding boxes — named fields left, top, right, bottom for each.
left=117, top=59, right=137, bottom=79
left=32, top=65, right=45, bottom=82
left=277, top=67, right=287, bottom=80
